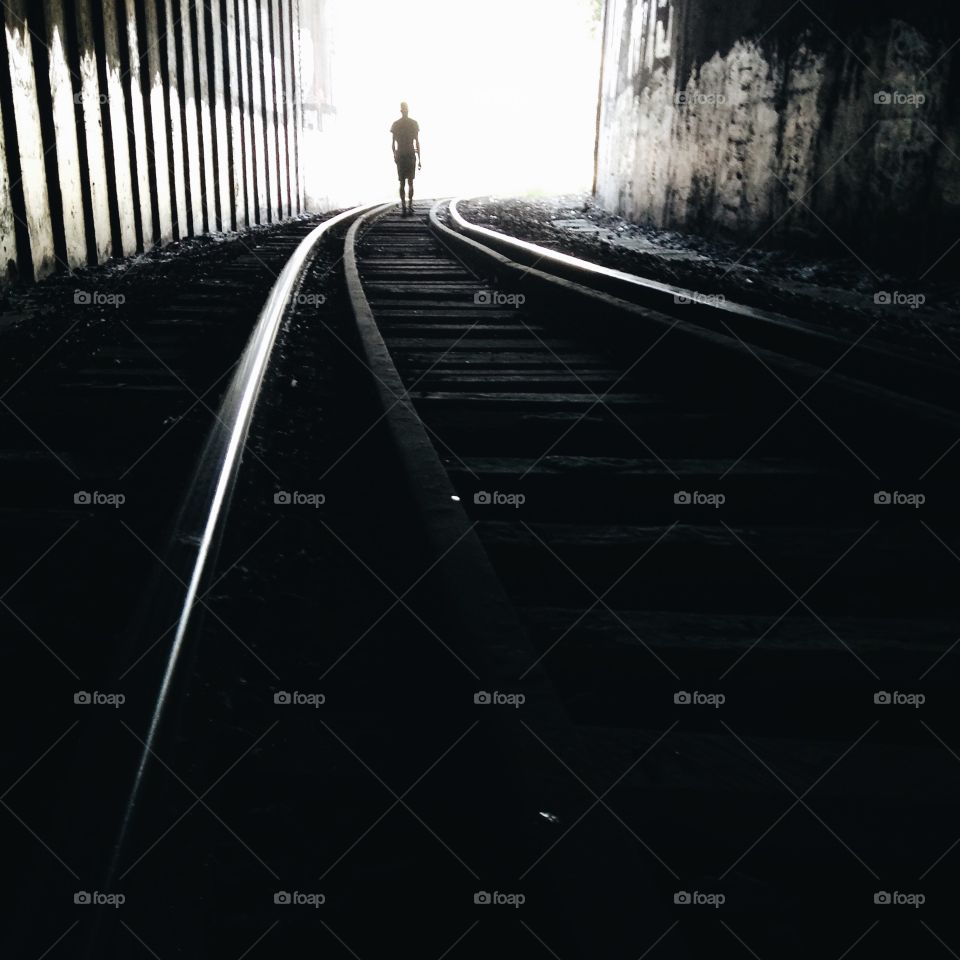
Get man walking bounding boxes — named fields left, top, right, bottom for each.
left=391, top=102, right=421, bottom=216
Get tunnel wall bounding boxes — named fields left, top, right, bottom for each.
left=0, top=0, right=304, bottom=283
left=595, top=0, right=960, bottom=260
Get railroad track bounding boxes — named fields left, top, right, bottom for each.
left=445, top=198, right=960, bottom=416
left=7, top=200, right=959, bottom=958
left=340, top=203, right=960, bottom=956
left=1, top=207, right=386, bottom=958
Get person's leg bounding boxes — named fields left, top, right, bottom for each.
left=398, top=178, right=406, bottom=213
left=408, top=177, right=414, bottom=208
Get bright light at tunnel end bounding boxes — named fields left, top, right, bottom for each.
left=304, top=0, right=603, bottom=208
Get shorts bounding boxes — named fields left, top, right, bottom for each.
left=396, top=153, right=416, bottom=180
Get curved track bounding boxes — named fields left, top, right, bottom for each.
left=446, top=197, right=960, bottom=417
left=9, top=199, right=959, bottom=959
left=342, top=201, right=960, bottom=957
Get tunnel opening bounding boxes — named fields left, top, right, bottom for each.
left=1, top=3, right=960, bottom=960
left=300, top=0, right=604, bottom=206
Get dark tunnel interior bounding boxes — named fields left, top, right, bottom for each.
left=2, top=1, right=960, bottom=958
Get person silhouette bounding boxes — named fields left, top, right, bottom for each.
left=391, top=102, right=421, bottom=216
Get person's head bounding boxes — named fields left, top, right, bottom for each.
left=400, top=101, right=409, bottom=117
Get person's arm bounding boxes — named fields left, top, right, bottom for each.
left=391, top=132, right=398, bottom=159
left=415, top=133, right=422, bottom=169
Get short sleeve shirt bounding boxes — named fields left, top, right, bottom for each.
left=390, top=117, right=420, bottom=155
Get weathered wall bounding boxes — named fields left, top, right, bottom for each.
left=0, top=0, right=305, bottom=284
left=595, top=0, right=960, bottom=260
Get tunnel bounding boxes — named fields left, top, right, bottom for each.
left=2, top=2, right=959, bottom=958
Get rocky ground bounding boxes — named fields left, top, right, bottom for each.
left=0, top=215, right=324, bottom=379
left=457, top=194, right=960, bottom=360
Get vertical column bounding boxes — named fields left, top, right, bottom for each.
left=192, top=0, right=217, bottom=231
left=163, top=0, right=188, bottom=237
left=143, top=0, right=174, bottom=242
left=280, top=0, right=295, bottom=215
left=270, top=0, right=288, bottom=217
left=258, top=0, right=278, bottom=221
left=4, top=0, right=57, bottom=277
left=73, top=0, right=113, bottom=261
left=224, top=0, right=246, bottom=229
left=207, top=0, right=231, bottom=230
left=235, top=0, right=256, bottom=225
left=28, top=4, right=71, bottom=268
left=122, top=0, right=155, bottom=251
left=0, top=36, right=31, bottom=279
left=0, top=97, right=18, bottom=277
left=292, top=0, right=303, bottom=212
left=100, top=0, right=138, bottom=255
left=177, top=0, right=202, bottom=233
left=236, top=0, right=255, bottom=225
left=246, top=0, right=268, bottom=223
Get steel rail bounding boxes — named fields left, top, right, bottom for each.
left=99, top=200, right=386, bottom=920
left=445, top=196, right=866, bottom=342
left=445, top=197, right=960, bottom=415
left=433, top=199, right=960, bottom=428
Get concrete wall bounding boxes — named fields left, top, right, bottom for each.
left=0, top=0, right=305, bottom=284
left=595, top=0, right=960, bottom=261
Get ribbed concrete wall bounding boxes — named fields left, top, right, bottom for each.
left=0, top=0, right=304, bottom=283
left=596, top=0, right=960, bottom=261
